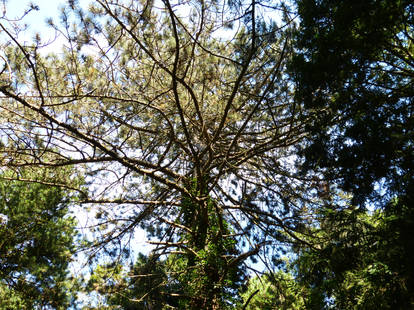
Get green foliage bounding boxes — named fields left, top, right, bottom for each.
left=241, top=271, right=307, bottom=310
left=0, top=168, right=78, bottom=309
left=290, top=2, right=414, bottom=307
left=295, top=197, right=414, bottom=309
left=0, top=282, right=26, bottom=309
left=3, top=0, right=413, bottom=308
left=101, top=254, right=182, bottom=310
left=89, top=181, right=245, bottom=309
left=292, top=0, right=414, bottom=206
left=175, top=181, right=244, bottom=309
left=1, top=0, right=304, bottom=305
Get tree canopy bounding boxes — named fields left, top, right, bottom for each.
left=291, top=0, right=413, bottom=206
left=0, top=167, right=78, bottom=309
left=289, top=0, right=414, bottom=308
left=1, top=0, right=312, bottom=307
left=0, top=0, right=412, bottom=308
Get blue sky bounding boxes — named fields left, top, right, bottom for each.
left=3, top=0, right=93, bottom=54
left=6, top=0, right=64, bottom=28
left=5, top=0, right=89, bottom=41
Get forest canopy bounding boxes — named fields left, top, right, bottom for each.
left=0, top=0, right=412, bottom=309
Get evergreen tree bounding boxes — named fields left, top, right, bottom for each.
left=291, top=0, right=413, bottom=206
left=294, top=197, right=414, bottom=309
left=290, top=1, right=414, bottom=307
left=0, top=168, right=79, bottom=309
left=241, top=271, right=307, bottom=310
left=0, top=0, right=312, bottom=307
